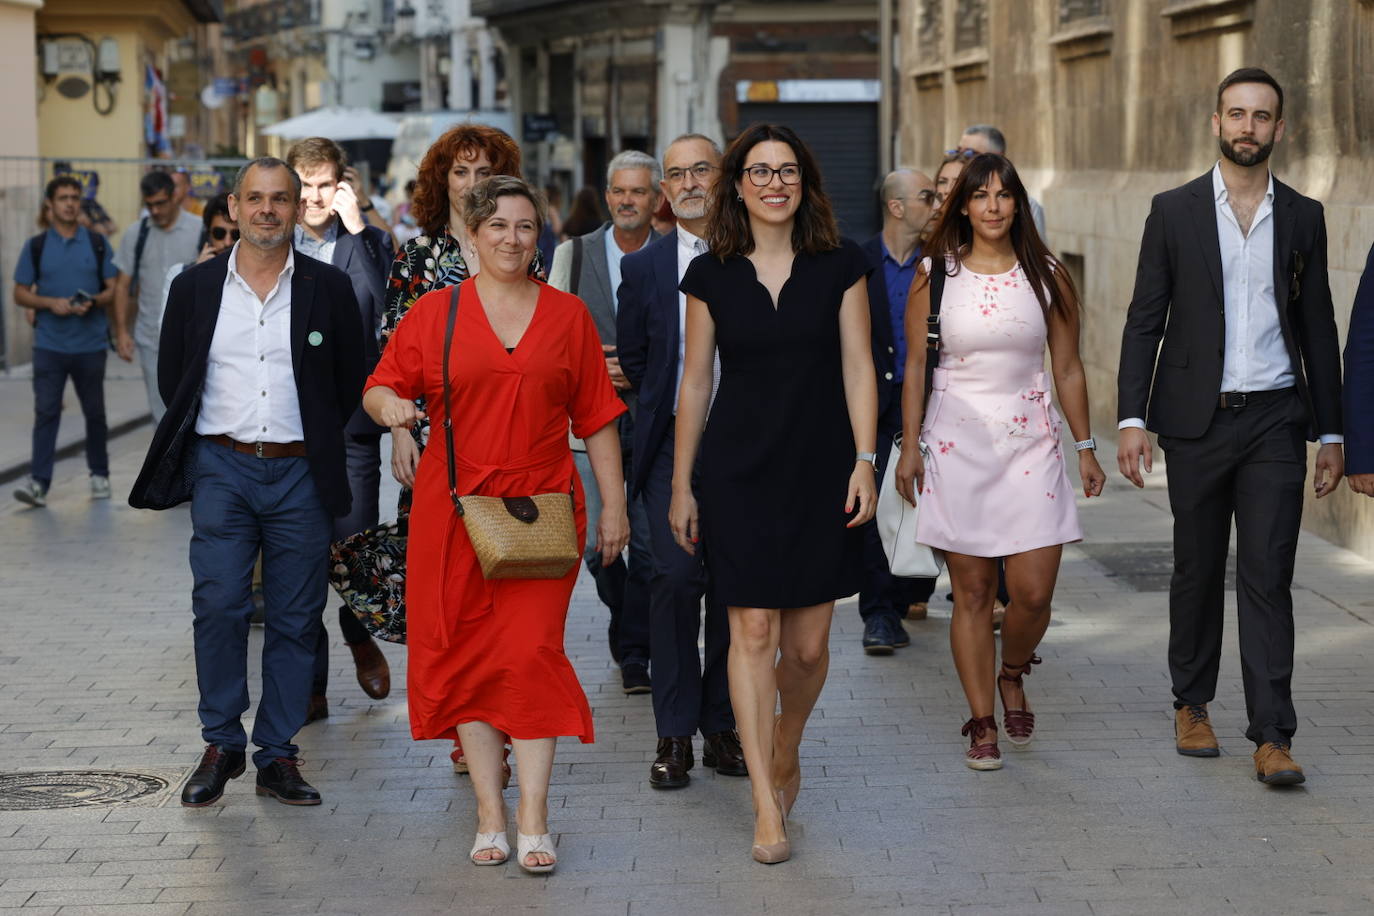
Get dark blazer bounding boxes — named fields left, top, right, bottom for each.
left=128, top=249, right=366, bottom=516
left=616, top=233, right=681, bottom=497
left=1343, top=241, right=1374, bottom=473
left=331, top=225, right=394, bottom=435
left=1117, top=169, right=1342, bottom=441
left=861, top=234, right=902, bottom=419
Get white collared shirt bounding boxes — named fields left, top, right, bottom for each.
left=195, top=243, right=305, bottom=442
left=604, top=225, right=649, bottom=312
left=674, top=225, right=720, bottom=411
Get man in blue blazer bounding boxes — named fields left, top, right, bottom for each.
left=130, top=158, right=366, bottom=807
left=857, top=169, right=938, bottom=655
left=287, top=138, right=396, bottom=716
left=617, top=135, right=746, bottom=789
left=1345, top=242, right=1374, bottom=497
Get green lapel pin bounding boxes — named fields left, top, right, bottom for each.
left=308, top=331, right=323, bottom=347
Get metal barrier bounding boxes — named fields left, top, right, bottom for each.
left=0, top=156, right=248, bottom=370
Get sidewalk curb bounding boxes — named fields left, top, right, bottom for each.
left=0, top=413, right=152, bottom=487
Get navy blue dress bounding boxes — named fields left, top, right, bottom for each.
left=679, top=238, right=870, bottom=609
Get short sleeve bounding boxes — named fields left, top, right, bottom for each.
left=679, top=253, right=714, bottom=302
left=568, top=304, right=628, bottom=439
left=100, top=239, right=117, bottom=279
left=839, top=237, right=872, bottom=289
left=13, top=239, right=34, bottom=286
left=112, top=226, right=138, bottom=275
left=366, top=290, right=430, bottom=401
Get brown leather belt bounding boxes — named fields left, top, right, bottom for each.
left=1217, top=387, right=1296, bottom=409
left=204, top=434, right=307, bottom=458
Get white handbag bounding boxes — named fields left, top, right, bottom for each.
left=876, top=434, right=944, bottom=578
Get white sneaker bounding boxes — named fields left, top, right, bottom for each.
left=13, top=478, right=47, bottom=508
left=91, top=475, right=112, bottom=500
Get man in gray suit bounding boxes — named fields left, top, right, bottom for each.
left=549, top=150, right=662, bottom=693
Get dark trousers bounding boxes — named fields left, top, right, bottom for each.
left=642, top=425, right=733, bottom=738
left=1158, top=389, right=1306, bottom=747
left=189, top=439, right=332, bottom=768
left=312, top=432, right=382, bottom=695
left=31, top=347, right=107, bottom=487
left=859, top=398, right=936, bottom=622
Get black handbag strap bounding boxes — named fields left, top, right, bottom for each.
left=923, top=259, right=946, bottom=407
left=442, top=285, right=464, bottom=516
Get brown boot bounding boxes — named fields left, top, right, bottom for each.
left=1174, top=704, right=1219, bottom=757
left=1253, top=742, right=1305, bottom=786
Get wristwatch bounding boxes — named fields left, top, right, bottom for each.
left=360, top=202, right=375, bottom=213
left=1073, top=438, right=1097, bottom=452
left=856, top=451, right=878, bottom=468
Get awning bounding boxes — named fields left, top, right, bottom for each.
left=261, top=107, right=400, bottom=141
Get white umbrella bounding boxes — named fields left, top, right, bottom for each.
left=261, top=106, right=399, bottom=140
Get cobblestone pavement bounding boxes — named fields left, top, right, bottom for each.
left=3, top=429, right=1374, bottom=915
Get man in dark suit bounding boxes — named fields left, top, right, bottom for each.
left=858, top=168, right=939, bottom=655
left=1117, top=69, right=1343, bottom=785
left=286, top=138, right=395, bottom=718
left=1345, top=243, right=1374, bottom=498
left=617, top=134, right=746, bottom=789
left=549, top=151, right=662, bottom=693
left=130, top=157, right=366, bottom=807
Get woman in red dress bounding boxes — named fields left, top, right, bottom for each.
left=364, top=176, right=629, bottom=874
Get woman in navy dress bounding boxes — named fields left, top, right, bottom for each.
left=670, top=123, right=878, bottom=864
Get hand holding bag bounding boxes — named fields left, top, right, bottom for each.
left=441, top=285, right=581, bottom=579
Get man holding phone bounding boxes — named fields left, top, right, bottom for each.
left=12, top=175, right=117, bottom=507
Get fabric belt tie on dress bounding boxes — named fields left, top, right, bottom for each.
left=1217, top=386, right=1295, bottom=410
left=434, top=438, right=574, bottom=649
left=204, top=434, right=307, bottom=458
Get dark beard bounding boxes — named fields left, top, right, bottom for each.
left=1219, top=135, right=1273, bottom=167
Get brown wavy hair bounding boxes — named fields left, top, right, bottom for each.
left=412, top=124, right=522, bottom=235
left=706, top=123, right=839, bottom=258
left=921, top=153, right=1076, bottom=319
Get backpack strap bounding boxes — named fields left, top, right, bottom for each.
left=129, top=217, right=151, bottom=292
left=28, top=232, right=45, bottom=283
left=90, top=231, right=108, bottom=284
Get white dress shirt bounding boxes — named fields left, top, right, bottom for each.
left=673, top=225, right=720, bottom=411
left=196, top=244, right=305, bottom=443
left=1119, top=163, right=1340, bottom=444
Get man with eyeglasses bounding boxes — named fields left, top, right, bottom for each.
left=953, top=125, right=1047, bottom=238
left=616, top=134, right=746, bottom=789
left=857, top=169, right=939, bottom=654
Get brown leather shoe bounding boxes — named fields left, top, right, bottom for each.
left=1175, top=704, right=1220, bottom=757
left=906, top=601, right=928, bottom=621
left=1254, top=742, right=1306, bottom=786
left=349, top=638, right=391, bottom=699
left=702, top=730, right=748, bottom=777
left=649, top=736, right=693, bottom=789
left=304, top=694, right=328, bottom=724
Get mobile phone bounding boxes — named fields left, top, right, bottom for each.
left=71, top=290, right=93, bottom=307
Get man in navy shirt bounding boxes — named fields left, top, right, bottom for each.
left=12, top=175, right=117, bottom=507
left=858, top=168, right=938, bottom=654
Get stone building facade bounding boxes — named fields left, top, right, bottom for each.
left=896, top=0, right=1374, bottom=556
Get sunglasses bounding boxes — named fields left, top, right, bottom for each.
left=944, top=148, right=978, bottom=159
left=210, top=227, right=240, bottom=241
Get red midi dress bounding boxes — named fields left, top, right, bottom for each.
left=365, top=278, right=626, bottom=743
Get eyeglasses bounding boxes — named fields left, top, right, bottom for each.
left=664, top=162, right=718, bottom=183
left=908, top=190, right=937, bottom=206
left=944, top=148, right=978, bottom=160
left=742, top=164, right=801, bottom=186
left=210, top=227, right=240, bottom=241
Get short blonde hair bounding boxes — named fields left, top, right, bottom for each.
left=462, top=175, right=547, bottom=236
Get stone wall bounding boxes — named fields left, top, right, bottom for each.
left=896, top=0, right=1374, bottom=556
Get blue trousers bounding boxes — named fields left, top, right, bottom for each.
left=859, top=397, right=935, bottom=622
left=189, top=438, right=332, bottom=768
left=31, top=347, right=107, bottom=488
left=642, top=425, right=733, bottom=737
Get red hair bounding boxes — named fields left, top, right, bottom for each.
left=411, top=124, right=522, bottom=235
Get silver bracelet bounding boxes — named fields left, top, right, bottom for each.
left=1073, top=437, right=1096, bottom=452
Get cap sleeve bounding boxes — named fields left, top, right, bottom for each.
left=568, top=303, right=628, bottom=439
left=678, top=252, right=714, bottom=302
left=839, top=237, right=872, bottom=289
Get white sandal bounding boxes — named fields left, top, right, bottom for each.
left=516, top=832, right=557, bottom=874
left=469, top=830, right=509, bottom=866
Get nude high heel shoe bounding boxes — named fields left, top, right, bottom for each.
left=751, top=788, right=791, bottom=864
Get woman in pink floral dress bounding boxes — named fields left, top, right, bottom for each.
left=894, top=154, right=1106, bottom=770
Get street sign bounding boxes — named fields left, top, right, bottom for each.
left=522, top=113, right=559, bottom=142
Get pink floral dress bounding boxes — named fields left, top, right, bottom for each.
left=915, top=258, right=1083, bottom=557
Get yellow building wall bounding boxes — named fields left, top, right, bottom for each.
left=37, top=20, right=150, bottom=163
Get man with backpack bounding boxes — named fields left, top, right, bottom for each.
left=11, top=175, right=118, bottom=507
left=111, top=170, right=200, bottom=423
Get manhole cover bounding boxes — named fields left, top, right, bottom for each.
left=1077, top=542, right=1236, bottom=592
left=0, top=771, right=171, bottom=811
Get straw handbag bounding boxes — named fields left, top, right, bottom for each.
left=441, top=285, right=580, bottom=580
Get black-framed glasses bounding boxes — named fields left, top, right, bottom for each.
left=664, top=162, right=719, bottom=183
left=944, top=147, right=978, bottom=160
left=742, top=164, right=801, bottom=186
left=210, top=227, right=240, bottom=241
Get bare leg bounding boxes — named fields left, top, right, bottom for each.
left=727, top=605, right=785, bottom=847
left=945, top=553, right=1001, bottom=720
left=773, top=601, right=836, bottom=804
left=455, top=721, right=508, bottom=861
left=998, top=545, right=1062, bottom=711
left=510, top=736, right=557, bottom=868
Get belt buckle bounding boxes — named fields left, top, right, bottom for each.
left=1223, top=392, right=1247, bottom=409
left=255, top=441, right=264, bottom=458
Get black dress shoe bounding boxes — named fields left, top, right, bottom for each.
left=349, top=638, right=391, bottom=699
left=255, top=758, right=322, bottom=806
left=622, top=663, right=651, bottom=695
left=181, top=744, right=246, bottom=807
left=701, top=730, right=748, bottom=777
left=862, top=616, right=898, bottom=655
left=650, top=736, right=693, bottom=789
left=304, top=694, right=328, bottom=724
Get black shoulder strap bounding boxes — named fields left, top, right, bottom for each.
left=923, top=259, right=946, bottom=407
left=569, top=236, right=583, bottom=296
left=28, top=232, right=45, bottom=282
left=442, top=285, right=463, bottom=516
left=129, top=218, right=151, bottom=291
left=90, top=232, right=108, bottom=284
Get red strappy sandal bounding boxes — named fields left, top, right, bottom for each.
left=961, top=715, right=1002, bottom=770
left=998, top=655, right=1041, bottom=748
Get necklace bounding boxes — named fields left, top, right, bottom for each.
left=455, top=228, right=479, bottom=272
